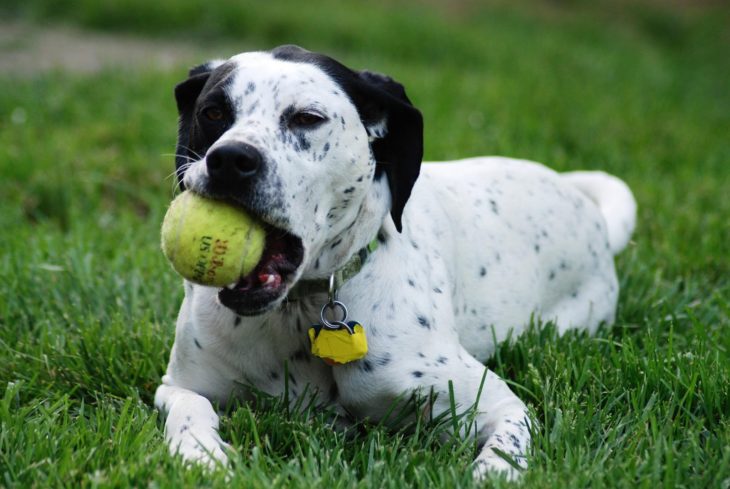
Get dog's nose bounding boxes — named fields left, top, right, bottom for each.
left=206, top=143, right=262, bottom=183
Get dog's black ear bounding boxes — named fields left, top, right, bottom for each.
left=272, top=45, right=424, bottom=232
left=354, top=71, right=423, bottom=232
left=173, top=62, right=218, bottom=189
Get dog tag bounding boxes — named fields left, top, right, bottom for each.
left=308, top=321, right=368, bottom=365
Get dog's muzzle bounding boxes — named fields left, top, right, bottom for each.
left=192, top=143, right=303, bottom=315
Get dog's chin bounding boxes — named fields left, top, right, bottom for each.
left=217, top=224, right=304, bottom=316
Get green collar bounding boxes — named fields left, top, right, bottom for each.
left=287, top=238, right=379, bottom=302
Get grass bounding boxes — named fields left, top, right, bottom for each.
left=1, top=0, right=729, bottom=487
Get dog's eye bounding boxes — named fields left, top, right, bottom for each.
left=290, top=111, right=327, bottom=128
left=203, top=107, right=225, bottom=122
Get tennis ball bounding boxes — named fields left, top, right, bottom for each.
left=161, top=191, right=266, bottom=287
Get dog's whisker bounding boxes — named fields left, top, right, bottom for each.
left=176, top=145, right=205, bottom=161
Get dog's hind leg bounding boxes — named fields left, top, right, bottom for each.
left=154, top=376, right=230, bottom=469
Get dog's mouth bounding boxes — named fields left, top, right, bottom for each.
left=218, top=222, right=304, bottom=316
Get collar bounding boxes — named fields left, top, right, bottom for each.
left=287, top=238, right=380, bottom=302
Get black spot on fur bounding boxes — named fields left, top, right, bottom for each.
left=360, top=360, right=373, bottom=372
left=490, top=199, right=499, bottom=214
left=270, top=371, right=280, bottom=380
left=412, top=371, right=424, bottom=378
left=417, top=315, right=431, bottom=329
left=480, top=267, right=487, bottom=277
left=376, top=353, right=392, bottom=367
left=290, top=349, right=310, bottom=363
left=194, top=338, right=202, bottom=349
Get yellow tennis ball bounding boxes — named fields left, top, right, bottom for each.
left=161, top=191, right=266, bottom=287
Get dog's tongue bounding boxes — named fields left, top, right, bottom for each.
left=232, top=231, right=298, bottom=292
left=257, top=256, right=284, bottom=289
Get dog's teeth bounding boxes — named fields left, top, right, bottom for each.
left=264, top=274, right=276, bottom=285
left=227, top=282, right=238, bottom=289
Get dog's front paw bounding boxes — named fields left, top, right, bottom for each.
left=168, top=425, right=231, bottom=470
left=472, top=450, right=524, bottom=482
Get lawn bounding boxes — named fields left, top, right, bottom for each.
left=1, top=0, right=729, bottom=487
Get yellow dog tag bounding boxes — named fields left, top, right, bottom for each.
left=308, top=321, right=368, bottom=365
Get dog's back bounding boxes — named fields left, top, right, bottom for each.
left=409, top=157, right=634, bottom=360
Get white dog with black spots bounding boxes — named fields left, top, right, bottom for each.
left=155, top=45, right=636, bottom=480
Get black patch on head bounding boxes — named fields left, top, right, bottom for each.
left=173, top=61, right=237, bottom=187
left=272, top=45, right=424, bottom=232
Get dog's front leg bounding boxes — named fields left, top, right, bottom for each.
left=432, top=357, right=530, bottom=480
left=470, top=383, right=531, bottom=481
left=154, top=375, right=230, bottom=469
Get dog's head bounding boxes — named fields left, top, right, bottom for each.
left=174, top=45, right=423, bottom=315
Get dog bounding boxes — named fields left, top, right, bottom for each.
left=154, top=45, right=636, bottom=480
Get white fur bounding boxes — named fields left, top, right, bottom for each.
left=155, top=51, right=636, bottom=480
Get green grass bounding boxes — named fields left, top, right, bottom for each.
left=1, top=0, right=729, bottom=487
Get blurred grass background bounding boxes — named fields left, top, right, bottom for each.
left=0, top=0, right=728, bottom=487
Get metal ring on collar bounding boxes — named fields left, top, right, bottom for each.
left=320, top=300, right=348, bottom=330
